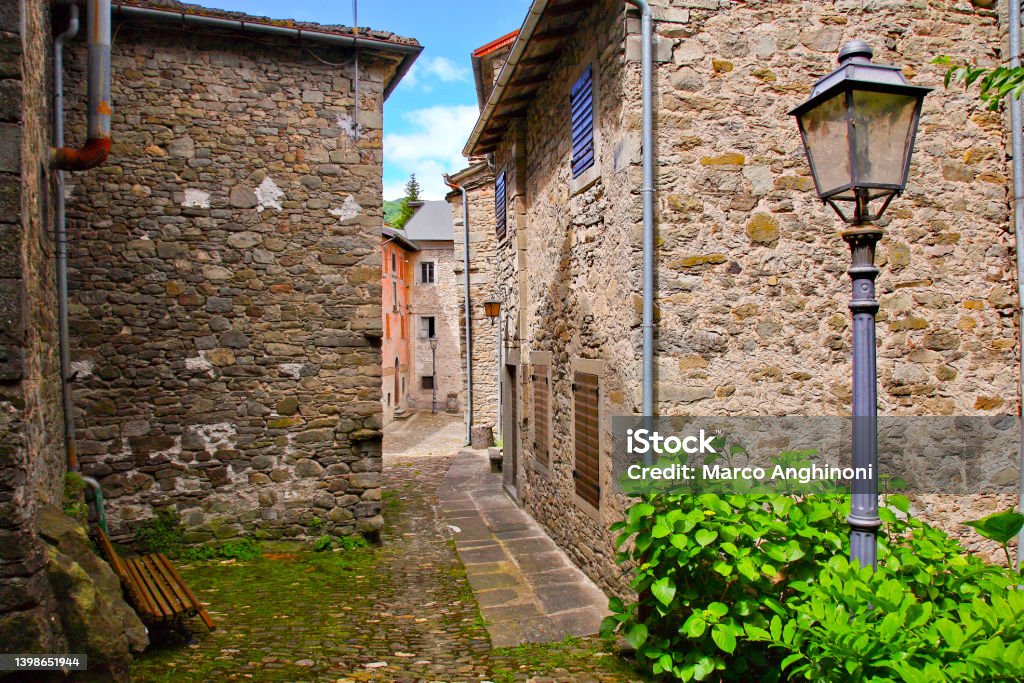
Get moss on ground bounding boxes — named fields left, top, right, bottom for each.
left=489, top=636, right=651, bottom=683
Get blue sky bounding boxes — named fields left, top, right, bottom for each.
left=187, top=0, right=529, bottom=200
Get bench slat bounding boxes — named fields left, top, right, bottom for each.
left=123, top=557, right=165, bottom=621
left=141, top=554, right=186, bottom=615
left=154, top=553, right=216, bottom=631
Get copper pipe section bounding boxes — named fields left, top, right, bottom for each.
left=53, top=0, right=112, bottom=171
left=54, top=136, right=111, bottom=171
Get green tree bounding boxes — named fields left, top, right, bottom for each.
left=392, top=174, right=422, bottom=229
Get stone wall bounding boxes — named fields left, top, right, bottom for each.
left=0, top=0, right=68, bottom=657
left=63, top=19, right=399, bottom=542
left=488, top=0, right=1019, bottom=597
left=448, top=163, right=501, bottom=429
left=409, top=242, right=463, bottom=412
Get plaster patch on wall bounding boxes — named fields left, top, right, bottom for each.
left=64, top=184, right=75, bottom=200
left=70, top=359, right=94, bottom=378
left=256, top=177, right=284, bottom=211
left=194, top=422, right=237, bottom=452
left=186, top=354, right=214, bottom=375
left=182, top=188, right=211, bottom=208
left=280, top=363, right=304, bottom=378
left=336, top=111, right=359, bottom=138
left=330, top=195, right=362, bottom=224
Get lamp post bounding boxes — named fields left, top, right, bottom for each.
left=790, top=40, right=930, bottom=570
left=430, top=337, right=438, bottom=414
left=484, top=298, right=502, bottom=437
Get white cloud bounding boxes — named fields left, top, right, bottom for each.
left=384, top=104, right=478, bottom=200
left=399, top=56, right=471, bottom=93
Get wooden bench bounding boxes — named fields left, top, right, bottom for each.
left=94, top=529, right=215, bottom=632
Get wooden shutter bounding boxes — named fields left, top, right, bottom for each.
left=495, top=171, right=507, bottom=240
left=573, top=371, right=600, bottom=508
left=570, top=65, right=595, bottom=179
left=533, top=364, right=549, bottom=469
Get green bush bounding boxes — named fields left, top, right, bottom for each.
left=603, top=482, right=1024, bottom=682
left=747, top=498, right=1024, bottom=682
left=134, top=508, right=187, bottom=556
left=601, top=489, right=846, bottom=681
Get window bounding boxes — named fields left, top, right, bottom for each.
left=401, top=315, right=406, bottom=339
left=420, top=261, right=435, bottom=284
left=421, top=376, right=434, bottom=390
left=420, top=316, right=436, bottom=339
left=385, top=314, right=391, bottom=338
left=391, top=252, right=396, bottom=273
left=570, top=65, right=595, bottom=179
left=533, top=362, right=550, bottom=470
left=573, top=370, right=600, bottom=510
left=392, top=281, right=398, bottom=311
left=495, top=170, right=507, bottom=241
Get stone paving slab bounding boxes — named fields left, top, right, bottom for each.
left=440, top=449, right=610, bottom=649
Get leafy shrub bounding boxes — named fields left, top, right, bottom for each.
left=313, top=534, right=333, bottom=552
left=134, top=508, right=187, bottom=556
left=601, top=489, right=846, bottom=681
left=336, top=534, right=370, bottom=551
left=604, top=483, right=1024, bottom=682
left=178, top=538, right=261, bottom=561
left=747, top=497, right=1024, bottom=682
left=62, top=472, right=89, bottom=522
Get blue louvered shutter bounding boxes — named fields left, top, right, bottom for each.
left=495, top=171, right=507, bottom=240
left=570, top=65, right=595, bottom=179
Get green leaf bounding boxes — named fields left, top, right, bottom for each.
left=682, top=613, right=707, bottom=638
left=711, top=624, right=737, bottom=654
left=707, top=601, right=728, bottom=619
left=693, top=656, right=715, bottom=681
left=598, top=615, right=619, bottom=638
left=624, top=622, right=648, bottom=649
left=781, top=653, right=804, bottom=671
left=963, top=510, right=1024, bottom=545
left=888, top=494, right=910, bottom=514
left=695, top=529, right=718, bottom=547
left=652, top=576, right=676, bottom=606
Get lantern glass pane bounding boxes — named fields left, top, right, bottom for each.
left=799, top=93, right=851, bottom=197
left=851, top=90, right=918, bottom=188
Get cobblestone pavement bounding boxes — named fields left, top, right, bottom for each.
left=385, top=411, right=467, bottom=458
left=131, top=444, right=649, bottom=682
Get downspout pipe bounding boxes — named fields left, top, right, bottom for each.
left=1009, top=0, right=1024, bottom=571
left=444, top=174, right=473, bottom=445
left=626, top=0, right=656, bottom=446
left=54, top=3, right=80, bottom=470
left=53, top=0, right=112, bottom=171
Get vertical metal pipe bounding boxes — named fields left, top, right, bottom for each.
left=86, top=0, right=111, bottom=142
left=493, top=315, right=497, bottom=438
left=462, top=186, right=473, bottom=443
left=1008, top=0, right=1024, bottom=571
left=54, top=4, right=80, bottom=470
left=625, top=0, right=655, bottom=461
left=844, top=227, right=883, bottom=570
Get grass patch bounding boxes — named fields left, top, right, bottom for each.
left=489, top=636, right=649, bottom=683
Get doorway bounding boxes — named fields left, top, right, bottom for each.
left=394, top=358, right=400, bottom=410
left=502, top=359, right=518, bottom=501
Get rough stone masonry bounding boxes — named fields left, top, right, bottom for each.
left=62, top=3, right=418, bottom=543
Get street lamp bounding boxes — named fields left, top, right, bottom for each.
left=484, top=299, right=503, bottom=437
left=790, top=40, right=930, bottom=570
left=430, top=337, right=438, bottom=414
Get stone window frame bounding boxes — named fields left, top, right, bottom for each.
left=530, top=351, right=553, bottom=479
left=419, top=315, right=437, bottom=339
left=568, top=48, right=602, bottom=197
left=419, top=260, right=436, bottom=285
left=570, top=357, right=605, bottom=523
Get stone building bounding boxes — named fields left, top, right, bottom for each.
left=463, top=0, right=1019, bottom=596
left=60, top=1, right=418, bottom=544
left=382, top=226, right=418, bottom=425
left=403, top=200, right=463, bottom=414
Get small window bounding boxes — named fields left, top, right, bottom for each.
left=392, top=281, right=398, bottom=309
left=385, top=314, right=391, bottom=338
left=391, top=252, right=397, bottom=273
left=495, top=171, right=507, bottom=241
left=573, top=371, right=600, bottom=509
left=420, top=261, right=435, bottom=284
left=420, top=316, right=436, bottom=339
left=421, top=376, right=434, bottom=390
left=570, top=65, right=595, bottom=179
left=401, top=316, right=406, bottom=338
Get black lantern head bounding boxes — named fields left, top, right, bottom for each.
left=789, top=40, right=931, bottom=223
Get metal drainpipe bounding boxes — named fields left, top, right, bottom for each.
left=626, top=0, right=655, bottom=453
left=54, top=4, right=80, bottom=469
left=53, top=0, right=112, bottom=171
left=1009, top=0, right=1024, bottom=571
left=444, top=175, right=473, bottom=444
